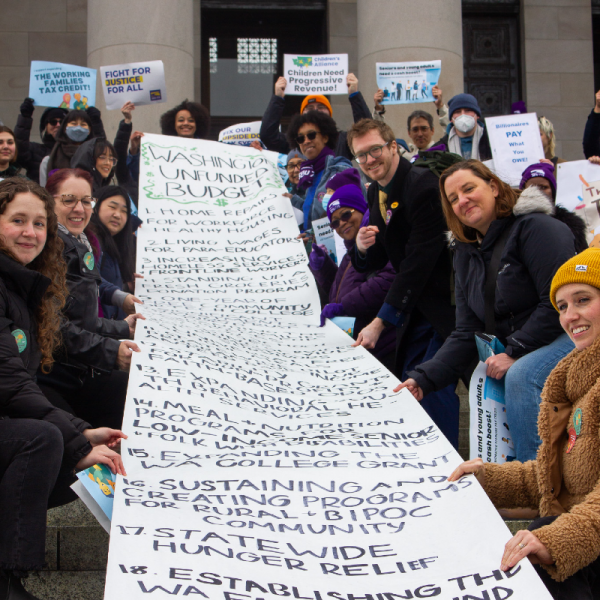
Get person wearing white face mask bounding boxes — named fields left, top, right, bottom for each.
left=438, top=93, right=492, bottom=161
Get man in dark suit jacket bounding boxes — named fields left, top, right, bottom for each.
left=347, top=118, right=459, bottom=448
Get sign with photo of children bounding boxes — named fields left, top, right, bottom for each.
left=376, top=60, right=441, bottom=105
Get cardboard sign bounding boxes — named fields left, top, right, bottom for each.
left=29, top=61, right=96, bottom=109
left=376, top=61, right=441, bottom=105
left=485, top=113, right=544, bottom=186
left=283, top=54, right=348, bottom=95
left=100, top=60, right=166, bottom=110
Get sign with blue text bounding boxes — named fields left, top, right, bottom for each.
left=485, top=112, right=544, bottom=186
left=100, top=60, right=166, bottom=110
left=283, top=54, right=348, bottom=95
left=29, top=61, right=96, bottom=109
left=376, top=61, right=441, bottom=105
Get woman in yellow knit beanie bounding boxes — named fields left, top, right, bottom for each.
left=448, top=247, right=600, bottom=598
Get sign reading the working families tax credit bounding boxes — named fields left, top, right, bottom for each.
left=376, top=61, right=441, bottom=105
left=29, top=61, right=96, bottom=109
left=283, top=54, right=348, bottom=95
left=485, top=112, right=544, bottom=186
left=100, top=60, right=166, bottom=110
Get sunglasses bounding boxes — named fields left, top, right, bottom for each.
left=330, top=209, right=355, bottom=231
left=48, top=118, right=63, bottom=126
left=55, top=194, right=96, bottom=210
left=295, top=130, right=319, bottom=145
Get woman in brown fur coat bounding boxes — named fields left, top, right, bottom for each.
left=449, top=247, right=600, bottom=598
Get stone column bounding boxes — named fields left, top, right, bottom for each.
left=87, top=0, right=194, bottom=140
left=522, top=0, right=594, bottom=160
left=356, top=0, right=463, bottom=143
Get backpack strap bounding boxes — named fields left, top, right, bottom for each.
left=484, top=221, right=515, bottom=335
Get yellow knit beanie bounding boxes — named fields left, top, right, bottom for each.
left=550, top=248, right=600, bottom=310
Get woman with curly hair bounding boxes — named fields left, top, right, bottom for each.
left=286, top=111, right=353, bottom=231
left=0, top=177, right=126, bottom=599
left=159, top=99, right=211, bottom=139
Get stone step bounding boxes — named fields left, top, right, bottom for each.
left=24, top=571, right=106, bottom=600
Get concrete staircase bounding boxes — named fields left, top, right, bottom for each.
left=22, top=382, right=526, bottom=600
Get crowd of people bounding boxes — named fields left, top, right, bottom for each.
left=1, top=70, right=600, bottom=599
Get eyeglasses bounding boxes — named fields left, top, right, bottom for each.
left=295, top=131, right=319, bottom=145
left=98, top=155, right=118, bottom=166
left=409, top=126, right=431, bottom=134
left=55, top=194, right=96, bottom=209
left=48, top=118, right=63, bottom=126
left=354, top=143, right=389, bottom=164
left=330, top=209, right=355, bottom=231
left=286, top=163, right=302, bottom=171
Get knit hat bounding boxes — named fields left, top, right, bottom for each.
left=300, top=95, right=333, bottom=117
left=287, top=148, right=306, bottom=163
left=447, top=93, right=481, bottom=119
left=326, top=168, right=362, bottom=191
left=41, top=107, right=68, bottom=128
left=326, top=184, right=368, bottom=221
left=519, top=162, right=557, bottom=198
left=550, top=248, right=600, bottom=310
left=511, top=101, right=527, bottom=115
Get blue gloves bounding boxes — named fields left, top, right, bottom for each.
left=308, top=244, right=328, bottom=271
left=320, top=303, right=344, bottom=327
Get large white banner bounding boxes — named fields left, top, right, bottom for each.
left=103, top=134, right=551, bottom=599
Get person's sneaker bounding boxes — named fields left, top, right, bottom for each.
left=0, top=572, right=42, bottom=600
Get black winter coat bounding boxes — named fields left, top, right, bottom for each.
left=37, top=230, right=129, bottom=390
left=408, top=186, right=577, bottom=396
left=0, top=253, right=92, bottom=468
left=13, top=109, right=57, bottom=183
left=71, top=138, right=113, bottom=195
left=259, top=92, right=372, bottom=160
left=351, top=157, right=456, bottom=347
left=582, top=109, right=600, bottom=159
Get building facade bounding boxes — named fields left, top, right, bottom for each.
left=0, top=0, right=596, bottom=160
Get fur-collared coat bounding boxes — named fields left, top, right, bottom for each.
left=485, top=334, right=600, bottom=581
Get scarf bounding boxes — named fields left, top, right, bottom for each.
left=48, top=140, right=82, bottom=172
left=58, top=222, right=93, bottom=254
left=449, top=122, right=484, bottom=161
left=298, top=146, right=335, bottom=191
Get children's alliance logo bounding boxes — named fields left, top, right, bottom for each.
left=293, top=57, right=313, bottom=68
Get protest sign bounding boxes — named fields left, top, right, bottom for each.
left=556, top=160, right=600, bottom=245
left=312, top=216, right=338, bottom=264
left=28, top=61, right=96, bottom=109
left=219, top=121, right=262, bottom=146
left=102, top=134, right=551, bottom=600
left=283, top=54, right=348, bottom=95
left=469, top=362, right=515, bottom=464
left=100, top=60, right=166, bottom=110
left=485, top=113, right=544, bottom=186
left=376, top=61, right=441, bottom=105
left=72, top=464, right=116, bottom=533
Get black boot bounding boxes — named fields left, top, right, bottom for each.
left=0, top=572, right=42, bottom=600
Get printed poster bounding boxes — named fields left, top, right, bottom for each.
left=29, top=61, right=96, bottom=109
left=556, top=160, right=600, bottom=245
left=469, top=362, right=515, bottom=464
left=283, top=54, right=348, bottom=95
left=485, top=113, right=545, bottom=187
left=100, top=60, right=166, bottom=110
left=376, top=61, right=441, bottom=105
left=312, top=216, right=339, bottom=264
left=219, top=121, right=262, bottom=146
left=72, top=463, right=116, bottom=533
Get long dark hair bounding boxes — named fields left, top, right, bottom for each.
left=87, top=186, right=135, bottom=284
left=0, top=178, right=67, bottom=372
left=160, top=100, right=211, bottom=139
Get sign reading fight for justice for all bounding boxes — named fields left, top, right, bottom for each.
left=100, top=60, right=167, bottom=110
left=102, top=134, right=552, bottom=600
left=485, top=113, right=545, bottom=186
left=28, top=61, right=97, bottom=109
left=283, top=54, right=348, bottom=95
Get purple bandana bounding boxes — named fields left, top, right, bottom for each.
left=298, top=146, right=335, bottom=191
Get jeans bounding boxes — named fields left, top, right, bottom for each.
left=529, top=516, right=600, bottom=599
left=505, top=333, right=574, bottom=462
left=399, top=313, right=460, bottom=449
left=0, top=418, right=63, bottom=571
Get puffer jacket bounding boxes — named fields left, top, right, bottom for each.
left=311, top=213, right=397, bottom=359
left=408, top=186, right=576, bottom=396
left=484, top=334, right=600, bottom=582
left=0, top=252, right=91, bottom=468
left=37, top=230, right=129, bottom=389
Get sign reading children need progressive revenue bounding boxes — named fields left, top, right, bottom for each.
left=102, top=133, right=552, bottom=600
left=100, top=60, right=167, bottom=110
left=29, top=61, right=97, bottom=109
left=284, top=54, right=348, bottom=95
